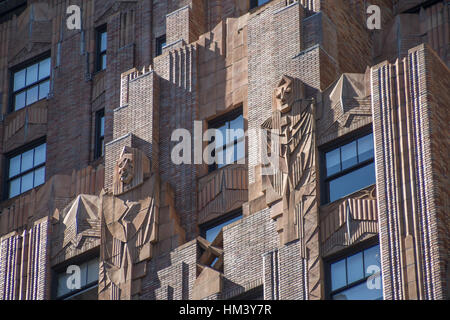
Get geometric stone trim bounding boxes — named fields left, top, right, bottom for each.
left=371, top=44, right=450, bottom=300
left=198, top=164, right=248, bottom=224
left=320, top=186, right=378, bottom=257
left=0, top=217, right=50, bottom=300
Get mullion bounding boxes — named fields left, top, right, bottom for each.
left=325, top=158, right=374, bottom=182
left=8, top=146, right=44, bottom=197
left=330, top=275, right=372, bottom=296
left=14, top=77, right=50, bottom=111
left=14, top=76, right=49, bottom=95
left=331, top=256, right=371, bottom=296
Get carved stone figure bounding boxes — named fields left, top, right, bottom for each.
left=261, top=75, right=322, bottom=299
left=118, top=152, right=135, bottom=185
left=113, top=146, right=150, bottom=195
left=100, top=146, right=158, bottom=300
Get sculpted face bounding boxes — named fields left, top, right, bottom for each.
left=275, top=78, right=293, bottom=111
left=117, top=154, right=134, bottom=185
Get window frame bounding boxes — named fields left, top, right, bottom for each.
left=94, top=109, right=105, bottom=159
left=155, top=34, right=166, bottom=57
left=250, top=0, right=271, bottom=10
left=320, top=126, right=375, bottom=205
left=51, top=250, right=100, bottom=300
left=9, top=52, right=51, bottom=113
left=95, top=25, right=107, bottom=72
left=4, top=137, right=47, bottom=200
left=199, top=209, right=243, bottom=242
left=325, top=237, right=381, bottom=300
left=207, top=106, right=245, bottom=173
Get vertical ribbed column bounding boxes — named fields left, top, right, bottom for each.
left=372, top=44, right=449, bottom=300
left=372, top=62, right=405, bottom=300
left=0, top=233, right=20, bottom=300
left=263, top=250, right=280, bottom=300
left=25, top=218, right=50, bottom=300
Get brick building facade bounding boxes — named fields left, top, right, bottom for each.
left=0, top=0, right=448, bottom=300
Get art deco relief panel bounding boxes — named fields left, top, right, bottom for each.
left=316, top=71, right=372, bottom=146
left=320, top=185, right=378, bottom=257
left=259, top=75, right=322, bottom=300
left=197, top=164, right=248, bottom=225
left=99, top=146, right=159, bottom=300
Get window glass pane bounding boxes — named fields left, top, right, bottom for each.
left=225, top=145, right=235, bottom=165
left=329, top=162, right=376, bottom=202
left=39, top=80, right=50, bottom=100
left=229, top=115, right=244, bottom=141
left=100, top=32, right=107, bottom=52
left=101, top=54, right=107, bottom=70
left=216, top=147, right=225, bottom=168
left=100, top=138, right=105, bottom=157
left=341, top=141, right=357, bottom=170
left=325, top=148, right=340, bottom=177
left=100, top=115, right=105, bottom=136
left=21, top=149, right=34, bottom=172
left=236, top=139, right=245, bottom=162
left=26, top=63, right=38, bottom=85
left=205, top=215, right=242, bottom=242
left=330, top=259, right=347, bottom=291
left=358, top=134, right=374, bottom=162
left=14, top=69, right=26, bottom=91
left=57, top=272, right=71, bottom=298
left=364, top=245, right=381, bottom=277
left=26, top=85, right=39, bottom=105
left=21, top=172, right=34, bottom=193
left=87, top=259, right=99, bottom=284
left=34, top=167, right=45, bottom=187
left=332, top=280, right=382, bottom=300
left=34, top=143, right=46, bottom=166
left=9, top=178, right=21, bottom=198
left=38, top=57, right=51, bottom=80
left=217, top=125, right=227, bottom=148
left=9, top=155, right=21, bottom=178
left=15, top=91, right=26, bottom=110
left=79, top=262, right=88, bottom=287
left=347, top=252, right=364, bottom=284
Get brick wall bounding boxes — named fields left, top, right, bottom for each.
left=222, top=207, right=278, bottom=297
left=140, top=240, right=198, bottom=300
left=154, top=44, right=199, bottom=240
left=263, top=240, right=307, bottom=300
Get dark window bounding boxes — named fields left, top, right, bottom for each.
left=327, top=243, right=382, bottom=300
left=322, top=132, right=375, bottom=204
left=11, top=55, right=51, bottom=112
left=155, top=35, right=166, bottom=57
left=250, top=0, right=270, bottom=9
left=200, top=210, right=242, bottom=243
left=96, top=26, right=107, bottom=71
left=208, top=107, right=245, bottom=172
left=54, top=257, right=99, bottom=300
left=95, top=109, right=105, bottom=159
left=230, top=286, right=264, bottom=300
left=7, top=140, right=46, bottom=199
